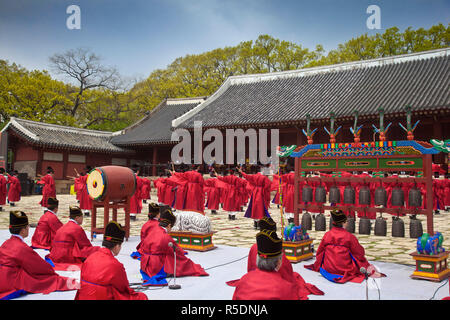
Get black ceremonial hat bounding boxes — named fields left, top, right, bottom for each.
left=9, top=211, right=29, bottom=229
left=104, top=221, right=125, bottom=244
left=331, top=209, right=347, bottom=224
left=149, top=202, right=160, bottom=214
left=159, top=207, right=176, bottom=226
left=256, top=230, right=282, bottom=258
left=259, top=216, right=277, bottom=231
left=47, top=197, right=59, bottom=206
left=69, top=206, right=83, bottom=218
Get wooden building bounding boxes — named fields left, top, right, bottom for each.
left=0, top=48, right=448, bottom=192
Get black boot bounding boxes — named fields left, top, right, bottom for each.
left=231, top=215, right=236, bottom=220
left=211, top=210, right=217, bottom=215
left=288, top=218, right=294, bottom=224
left=228, top=214, right=231, bottom=220
left=254, top=220, right=258, bottom=229
left=84, top=211, right=90, bottom=217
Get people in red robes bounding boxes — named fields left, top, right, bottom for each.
left=71, top=167, right=92, bottom=217
left=0, top=211, right=77, bottom=300
left=0, top=168, right=7, bottom=211
left=170, top=166, right=205, bottom=214
left=232, top=229, right=298, bottom=300
left=31, top=197, right=63, bottom=250
left=204, top=174, right=221, bottom=214
left=75, top=221, right=147, bottom=300
left=37, top=167, right=56, bottom=211
left=132, top=202, right=161, bottom=259
left=141, top=177, right=151, bottom=204
left=130, top=167, right=144, bottom=221
left=139, top=207, right=208, bottom=286
left=304, top=209, right=385, bottom=283
left=215, top=168, right=243, bottom=220
left=227, top=217, right=324, bottom=300
left=7, top=170, right=21, bottom=206
left=238, top=167, right=272, bottom=228
left=47, top=206, right=99, bottom=270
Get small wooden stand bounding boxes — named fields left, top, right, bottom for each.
left=410, top=251, right=450, bottom=282
left=91, top=195, right=131, bottom=241
left=169, top=231, right=217, bottom=252
left=282, top=238, right=314, bottom=263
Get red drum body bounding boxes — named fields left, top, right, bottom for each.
left=87, top=166, right=136, bottom=202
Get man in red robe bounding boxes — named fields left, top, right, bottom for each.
left=72, top=167, right=92, bottom=217
left=170, top=166, right=205, bottom=214
left=31, top=197, right=63, bottom=250
left=139, top=207, right=208, bottom=286
left=0, top=211, right=77, bottom=300
left=141, top=177, right=151, bottom=204
left=227, top=217, right=324, bottom=299
left=47, top=206, right=99, bottom=270
left=204, top=174, right=221, bottom=215
left=215, top=169, right=242, bottom=220
left=37, top=167, right=56, bottom=211
left=7, top=170, right=21, bottom=206
left=131, top=202, right=161, bottom=259
left=130, top=168, right=144, bottom=221
left=238, top=167, right=272, bottom=229
left=75, top=221, right=147, bottom=300
left=232, top=229, right=298, bottom=300
left=305, top=209, right=385, bottom=283
left=0, top=168, right=7, bottom=211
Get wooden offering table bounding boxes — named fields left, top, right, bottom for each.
left=410, top=251, right=450, bottom=282
left=282, top=238, right=314, bottom=263
left=169, top=231, right=217, bottom=252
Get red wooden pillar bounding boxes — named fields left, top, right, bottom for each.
left=62, top=151, right=68, bottom=179
left=152, top=146, right=158, bottom=176
left=424, top=154, right=434, bottom=236
left=294, top=129, right=304, bottom=226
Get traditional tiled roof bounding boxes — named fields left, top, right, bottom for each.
left=3, top=117, right=133, bottom=154
left=111, top=97, right=206, bottom=146
left=173, top=48, right=450, bottom=129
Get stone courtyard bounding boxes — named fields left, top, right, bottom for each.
left=1, top=191, right=449, bottom=266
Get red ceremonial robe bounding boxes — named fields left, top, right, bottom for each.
left=31, top=210, right=63, bottom=250
left=48, top=220, right=99, bottom=270
left=37, top=174, right=56, bottom=207
left=173, top=171, right=205, bottom=214
left=444, top=179, right=450, bottom=208
left=136, top=218, right=159, bottom=253
left=227, top=244, right=324, bottom=300
left=140, top=225, right=208, bottom=278
left=0, top=235, right=74, bottom=299
left=217, top=175, right=242, bottom=212
left=0, top=174, right=7, bottom=205
left=75, top=247, right=147, bottom=300
left=130, top=175, right=144, bottom=214
left=204, top=178, right=221, bottom=211
left=166, top=174, right=187, bottom=209
left=232, top=268, right=298, bottom=300
left=242, top=172, right=271, bottom=220
left=77, top=175, right=92, bottom=211
left=7, top=175, right=21, bottom=203
left=304, top=226, right=372, bottom=283
left=141, top=178, right=151, bottom=201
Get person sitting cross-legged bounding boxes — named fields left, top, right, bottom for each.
left=31, top=197, right=63, bottom=250
left=304, top=209, right=386, bottom=283
left=46, top=206, right=99, bottom=270
left=139, top=207, right=208, bottom=286
left=232, top=229, right=298, bottom=300
left=75, top=221, right=148, bottom=300
left=0, top=211, right=77, bottom=300
left=227, top=216, right=324, bottom=299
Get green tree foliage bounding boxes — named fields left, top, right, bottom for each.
left=0, top=23, right=448, bottom=131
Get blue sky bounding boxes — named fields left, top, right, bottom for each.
left=0, top=0, right=449, bottom=81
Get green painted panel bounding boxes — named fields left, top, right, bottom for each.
left=337, top=158, right=378, bottom=169
left=301, top=159, right=336, bottom=170
left=417, top=261, right=435, bottom=273
left=379, top=157, right=423, bottom=169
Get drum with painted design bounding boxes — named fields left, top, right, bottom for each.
left=86, top=166, right=136, bottom=202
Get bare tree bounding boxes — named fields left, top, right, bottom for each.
left=49, top=47, right=121, bottom=117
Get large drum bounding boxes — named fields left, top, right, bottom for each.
left=87, top=166, right=136, bottom=202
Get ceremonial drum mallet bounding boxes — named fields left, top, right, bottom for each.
left=168, top=242, right=181, bottom=290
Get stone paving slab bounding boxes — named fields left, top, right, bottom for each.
left=0, top=192, right=449, bottom=266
